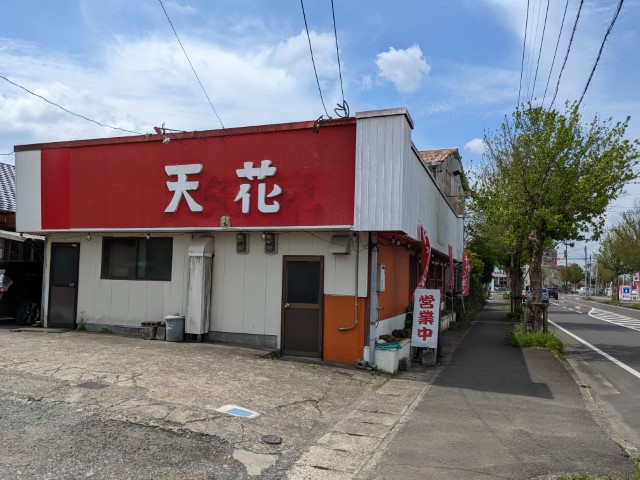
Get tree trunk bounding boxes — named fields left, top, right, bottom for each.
left=526, top=229, right=545, bottom=332
left=509, top=245, right=524, bottom=315
left=612, top=273, right=620, bottom=302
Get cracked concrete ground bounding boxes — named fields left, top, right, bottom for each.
left=0, top=326, right=392, bottom=478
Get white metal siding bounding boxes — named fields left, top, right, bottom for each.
left=210, top=231, right=369, bottom=339
left=15, top=150, right=42, bottom=232
left=69, top=233, right=190, bottom=327
left=354, top=109, right=463, bottom=261
left=354, top=113, right=410, bottom=232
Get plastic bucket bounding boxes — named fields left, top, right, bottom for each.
left=164, top=315, right=185, bottom=342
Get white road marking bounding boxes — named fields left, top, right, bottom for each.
left=588, top=308, right=640, bottom=332
left=549, top=320, right=640, bottom=380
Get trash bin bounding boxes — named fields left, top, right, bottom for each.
left=164, top=314, right=185, bottom=342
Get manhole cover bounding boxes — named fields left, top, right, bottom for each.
left=261, top=435, right=282, bottom=445
left=77, top=381, right=109, bottom=390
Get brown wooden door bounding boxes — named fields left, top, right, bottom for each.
left=281, top=256, right=323, bottom=357
left=48, top=243, right=80, bottom=328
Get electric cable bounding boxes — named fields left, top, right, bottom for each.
left=578, top=0, right=624, bottom=107
left=157, top=0, right=224, bottom=129
left=525, top=0, right=542, bottom=101
left=517, top=0, right=531, bottom=107
left=542, top=0, right=569, bottom=106
left=530, top=0, right=550, bottom=102
left=330, top=0, right=349, bottom=118
left=300, top=0, right=330, bottom=118
left=1, top=74, right=143, bottom=135
left=550, top=0, right=584, bottom=109
left=1, top=151, right=15, bottom=156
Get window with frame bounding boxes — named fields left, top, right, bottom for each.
left=101, top=237, right=173, bottom=281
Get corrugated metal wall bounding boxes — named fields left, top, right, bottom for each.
left=354, top=109, right=464, bottom=260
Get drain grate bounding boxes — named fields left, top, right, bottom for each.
left=215, top=404, right=259, bottom=418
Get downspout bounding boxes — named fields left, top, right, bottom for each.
left=338, top=233, right=360, bottom=331
left=368, top=232, right=378, bottom=368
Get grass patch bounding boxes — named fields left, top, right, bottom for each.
left=507, top=323, right=563, bottom=354
left=556, top=463, right=640, bottom=479
left=506, top=311, right=523, bottom=322
left=600, top=300, right=640, bottom=310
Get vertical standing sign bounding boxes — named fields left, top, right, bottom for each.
left=462, top=251, right=470, bottom=297
left=412, top=289, right=441, bottom=348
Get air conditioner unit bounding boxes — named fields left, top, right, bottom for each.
left=329, top=235, right=350, bottom=254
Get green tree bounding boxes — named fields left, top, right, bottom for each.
left=477, top=102, right=639, bottom=330
left=597, top=227, right=632, bottom=301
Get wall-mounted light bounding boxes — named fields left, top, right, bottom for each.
left=145, top=233, right=151, bottom=240
left=262, top=232, right=277, bottom=254
left=236, top=232, right=249, bottom=253
left=86, top=233, right=91, bottom=241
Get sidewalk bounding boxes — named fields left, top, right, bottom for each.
left=358, top=297, right=636, bottom=480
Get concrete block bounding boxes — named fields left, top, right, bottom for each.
left=141, top=326, right=156, bottom=340
left=154, top=326, right=166, bottom=341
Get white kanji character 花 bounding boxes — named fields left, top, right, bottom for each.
left=234, top=160, right=282, bottom=214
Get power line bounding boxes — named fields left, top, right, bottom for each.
left=517, top=0, right=531, bottom=107
left=0, top=74, right=143, bottom=135
left=578, top=0, right=624, bottom=106
left=542, top=0, right=569, bottom=106
left=157, top=0, right=224, bottom=129
left=550, top=0, right=584, bottom=109
left=525, top=0, right=542, bottom=101
left=1, top=151, right=15, bottom=156
left=330, top=0, right=349, bottom=118
left=530, top=0, right=550, bottom=102
left=300, top=0, right=330, bottom=118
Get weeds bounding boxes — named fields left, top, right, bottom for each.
left=556, top=463, right=640, bottom=479
left=99, top=327, right=112, bottom=334
left=507, top=322, right=563, bottom=355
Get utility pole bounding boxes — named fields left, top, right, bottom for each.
left=584, top=246, right=588, bottom=293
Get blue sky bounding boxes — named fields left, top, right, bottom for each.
left=1, top=0, right=639, bottom=255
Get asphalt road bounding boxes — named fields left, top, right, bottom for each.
left=548, top=295, right=640, bottom=455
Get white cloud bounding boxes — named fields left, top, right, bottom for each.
left=464, top=138, right=485, bottom=154
left=0, top=31, right=344, bottom=156
left=376, top=44, right=430, bottom=94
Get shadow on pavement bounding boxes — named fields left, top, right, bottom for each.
left=434, top=301, right=554, bottom=399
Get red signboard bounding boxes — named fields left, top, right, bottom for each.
left=39, top=124, right=356, bottom=230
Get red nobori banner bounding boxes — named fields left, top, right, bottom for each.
left=462, top=251, right=470, bottom=297
left=412, top=288, right=441, bottom=349
left=448, top=243, right=454, bottom=292
left=39, top=124, right=356, bottom=230
left=417, top=225, right=431, bottom=289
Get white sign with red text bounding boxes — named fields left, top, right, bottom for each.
left=411, top=288, right=441, bottom=349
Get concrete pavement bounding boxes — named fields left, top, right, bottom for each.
left=1, top=296, right=636, bottom=479
left=359, top=296, right=636, bottom=480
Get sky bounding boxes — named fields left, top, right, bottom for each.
left=1, top=0, right=639, bottom=261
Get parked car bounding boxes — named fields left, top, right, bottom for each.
left=546, top=286, right=559, bottom=299
left=525, top=287, right=549, bottom=303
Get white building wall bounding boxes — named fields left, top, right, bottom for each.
left=44, top=233, right=191, bottom=327
left=355, top=109, right=464, bottom=260
left=15, top=150, right=42, bottom=232
left=45, top=231, right=368, bottom=340
left=210, top=231, right=369, bottom=340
